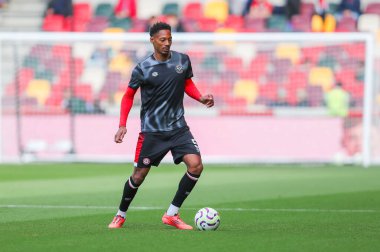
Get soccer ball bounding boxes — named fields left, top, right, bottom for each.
left=194, top=207, right=220, bottom=231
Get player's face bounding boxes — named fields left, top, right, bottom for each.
left=151, top=30, right=172, bottom=56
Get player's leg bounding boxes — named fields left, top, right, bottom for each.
left=108, top=167, right=150, bottom=228
left=162, top=127, right=202, bottom=230
left=118, top=167, right=150, bottom=214
left=168, top=154, right=203, bottom=215
left=162, top=154, right=202, bottom=230
left=109, top=131, right=170, bottom=228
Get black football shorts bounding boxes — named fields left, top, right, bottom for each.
left=134, top=126, right=201, bottom=168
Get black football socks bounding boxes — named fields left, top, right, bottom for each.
left=171, top=171, right=200, bottom=207
left=118, top=176, right=139, bottom=212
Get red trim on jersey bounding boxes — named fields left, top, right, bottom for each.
left=134, top=133, right=145, bottom=164
left=184, top=78, right=202, bottom=101
left=119, top=87, right=137, bottom=127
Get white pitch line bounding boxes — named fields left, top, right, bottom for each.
left=0, top=205, right=379, bottom=213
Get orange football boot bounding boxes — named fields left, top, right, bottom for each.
left=108, top=215, right=125, bottom=228
left=162, top=213, right=193, bottom=230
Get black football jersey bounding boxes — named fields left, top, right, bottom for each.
left=128, top=51, right=193, bottom=132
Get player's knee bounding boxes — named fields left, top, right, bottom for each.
left=131, top=170, right=148, bottom=185
left=188, top=162, right=203, bottom=176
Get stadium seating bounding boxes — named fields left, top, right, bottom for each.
left=37, top=0, right=380, bottom=34
left=3, top=0, right=373, bottom=115
left=204, top=0, right=229, bottom=23
left=162, top=3, right=179, bottom=16
left=26, top=79, right=51, bottom=105
left=358, top=14, right=380, bottom=33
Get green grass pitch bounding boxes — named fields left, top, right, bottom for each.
left=1, top=163, right=380, bottom=252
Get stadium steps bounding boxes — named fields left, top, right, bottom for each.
left=0, top=0, right=44, bottom=31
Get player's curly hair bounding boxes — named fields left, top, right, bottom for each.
left=149, top=22, right=171, bottom=37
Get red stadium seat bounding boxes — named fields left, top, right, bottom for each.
left=249, top=54, right=269, bottom=76
left=288, top=70, right=307, bottom=89
left=336, top=17, right=357, bottom=32
left=343, top=82, right=363, bottom=99
left=42, top=15, right=65, bottom=31
left=300, top=3, right=314, bottom=16
left=342, top=43, right=365, bottom=61
left=75, top=84, right=93, bottom=102
left=244, top=18, right=266, bottom=32
left=73, top=3, right=92, bottom=22
left=365, top=3, right=380, bottom=15
left=183, top=2, right=203, bottom=20
left=210, top=82, right=233, bottom=98
left=223, top=57, right=243, bottom=72
left=224, top=15, right=244, bottom=30
left=198, top=18, right=219, bottom=32
left=291, top=15, right=311, bottom=32
left=45, top=92, right=64, bottom=107
left=259, top=83, right=278, bottom=101
left=335, top=69, right=356, bottom=85
left=301, top=46, right=324, bottom=64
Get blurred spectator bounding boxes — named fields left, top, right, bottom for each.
left=341, top=117, right=361, bottom=157
left=145, top=16, right=159, bottom=32
left=336, top=0, right=360, bottom=20
left=311, top=0, right=336, bottom=32
left=325, top=82, right=349, bottom=117
left=313, top=0, right=329, bottom=17
left=229, top=0, right=247, bottom=16
left=166, top=14, right=184, bottom=32
left=0, top=0, right=9, bottom=9
left=242, top=0, right=252, bottom=16
left=285, top=0, right=300, bottom=20
left=114, top=0, right=136, bottom=18
left=46, top=0, right=73, bottom=17
left=247, top=0, right=273, bottom=19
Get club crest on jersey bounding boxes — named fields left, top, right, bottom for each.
left=152, top=72, right=158, bottom=77
left=175, top=65, right=184, bottom=74
left=143, top=158, right=151, bottom=165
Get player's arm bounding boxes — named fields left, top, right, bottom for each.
left=185, top=78, right=214, bottom=108
left=115, top=87, right=138, bottom=143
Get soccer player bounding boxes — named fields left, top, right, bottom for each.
left=108, top=22, right=214, bottom=230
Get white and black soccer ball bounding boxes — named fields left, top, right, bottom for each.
left=194, top=207, right=220, bottom=231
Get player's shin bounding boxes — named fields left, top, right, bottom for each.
left=167, top=171, right=200, bottom=216
left=118, top=176, right=140, bottom=215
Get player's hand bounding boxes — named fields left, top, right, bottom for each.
left=200, top=94, right=214, bottom=108
left=114, top=127, right=127, bottom=143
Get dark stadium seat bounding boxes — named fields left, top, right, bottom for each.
left=162, top=3, right=179, bottom=16
left=109, top=17, right=132, bottom=30
left=266, top=15, right=288, bottom=31
left=95, top=3, right=114, bottom=18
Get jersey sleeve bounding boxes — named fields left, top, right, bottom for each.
left=128, top=65, right=144, bottom=89
left=185, top=55, right=193, bottom=79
